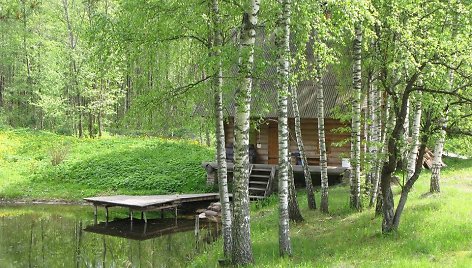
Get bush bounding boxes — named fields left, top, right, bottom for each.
left=49, top=145, right=69, bottom=166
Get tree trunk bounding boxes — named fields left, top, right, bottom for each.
left=406, top=93, right=422, bottom=180
left=430, top=68, right=453, bottom=193
left=276, top=0, right=292, bottom=257
left=372, top=94, right=391, bottom=208
left=232, top=1, right=260, bottom=264
left=78, top=94, right=83, bottom=138
left=88, top=112, right=94, bottom=138
left=211, top=0, right=232, bottom=260
left=288, top=163, right=304, bottom=222
left=0, top=74, right=4, bottom=107
left=380, top=69, right=424, bottom=233
left=98, top=111, right=102, bottom=137
left=350, top=23, right=362, bottom=211
left=316, top=60, right=329, bottom=213
left=393, top=112, right=432, bottom=229
left=290, top=79, right=316, bottom=209
left=430, top=114, right=446, bottom=193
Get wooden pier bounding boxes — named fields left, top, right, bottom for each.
left=84, top=193, right=220, bottom=223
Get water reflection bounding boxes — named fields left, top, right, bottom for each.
left=0, top=204, right=219, bottom=267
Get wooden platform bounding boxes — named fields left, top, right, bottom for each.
left=84, top=218, right=198, bottom=241
left=204, top=162, right=347, bottom=176
left=84, top=193, right=220, bottom=223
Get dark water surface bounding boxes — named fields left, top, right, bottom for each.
left=0, top=204, right=218, bottom=267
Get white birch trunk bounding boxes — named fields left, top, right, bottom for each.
left=276, top=0, right=292, bottom=257
left=406, top=93, right=422, bottom=180
left=430, top=119, right=446, bottom=193
left=232, top=0, right=260, bottom=264
left=350, top=23, right=362, bottom=211
left=374, top=95, right=392, bottom=210
left=315, top=59, right=329, bottom=213
left=212, top=0, right=232, bottom=260
left=369, top=85, right=383, bottom=207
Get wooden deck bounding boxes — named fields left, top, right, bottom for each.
left=203, top=162, right=347, bottom=175
left=84, top=193, right=220, bottom=223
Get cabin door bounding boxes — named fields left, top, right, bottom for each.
left=268, top=121, right=278, bottom=164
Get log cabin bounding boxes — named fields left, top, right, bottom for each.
left=203, top=70, right=351, bottom=198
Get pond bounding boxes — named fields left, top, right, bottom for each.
left=0, top=204, right=219, bottom=267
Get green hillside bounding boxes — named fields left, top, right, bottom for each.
left=0, top=129, right=214, bottom=201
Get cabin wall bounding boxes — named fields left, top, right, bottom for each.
left=224, top=117, right=350, bottom=166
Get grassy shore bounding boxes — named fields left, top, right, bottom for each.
left=192, top=157, right=472, bottom=267
left=0, top=128, right=214, bottom=201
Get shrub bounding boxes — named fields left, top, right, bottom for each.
left=49, top=145, right=69, bottom=166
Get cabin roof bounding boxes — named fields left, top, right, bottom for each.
left=225, top=69, right=345, bottom=119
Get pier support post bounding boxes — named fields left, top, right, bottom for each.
left=105, top=207, right=109, bottom=223
left=175, top=207, right=178, bottom=225
left=194, top=215, right=200, bottom=249
left=94, top=205, right=98, bottom=224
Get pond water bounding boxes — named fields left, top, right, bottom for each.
left=0, top=204, right=219, bottom=267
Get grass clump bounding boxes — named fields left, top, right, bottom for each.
left=0, top=129, right=214, bottom=200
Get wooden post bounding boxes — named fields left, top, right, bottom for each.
left=105, top=207, right=109, bottom=223
left=94, top=205, right=98, bottom=224
left=174, top=207, right=178, bottom=225
left=194, top=215, right=200, bottom=250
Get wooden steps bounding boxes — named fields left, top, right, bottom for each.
left=249, top=165, right=275, bottom=200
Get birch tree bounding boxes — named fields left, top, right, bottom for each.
left=372, top=0, right=472, bottom=233
left=350, top=22, right=362, bottom=211
left=315, top=59, right=329, bottom=213
left=211, top=0, right=232, bottom=259
left=275, top=0, right=292, bottom=257
left=406, top=93, right=422, bottom=180
left=232, top=0, right=260, bottom=264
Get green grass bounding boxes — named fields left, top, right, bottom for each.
left=0, top=128, right=214, bottom=201
left=192, top=158, right=472, bottom=267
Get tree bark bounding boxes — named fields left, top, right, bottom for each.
left=430, top=69, right=452, bottom=193
left=430, top=114, right=446, bottom=193
left=78, top=94, right=83, bottom=138
left=350, top=23, right=362, bottom=211
left=380, top=68, right=424, bottom=233
left=393, top=111, right=432, bottom=229
left=276, top=0, right=292, bottom=257
left=211, top=0, right=232, bottom=260
left=288, top=163, right=304, bottom=222
left=406, top=93, right=422, bottom=180
left=316, top=60, right=329, bottom=213
left=232, top=1, right=260, bottom=264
